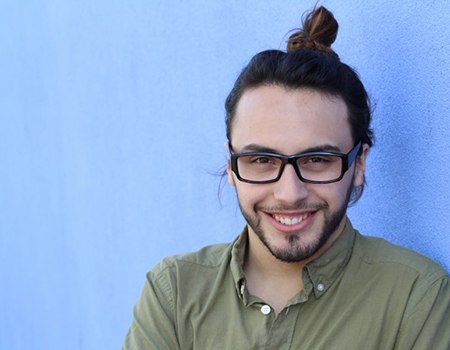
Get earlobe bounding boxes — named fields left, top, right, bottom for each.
left=224, top=142, right=236, bottom=187
left=227, top=162, right=236, bottom=187
left=353, top=144, right=369, bottom=187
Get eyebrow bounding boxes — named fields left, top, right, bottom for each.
left=237, top=143, right=343, bottom=154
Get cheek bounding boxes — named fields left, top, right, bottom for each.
left=234, top=183, right=269, bottom=208
left=314, top=176, right=353, bottom=206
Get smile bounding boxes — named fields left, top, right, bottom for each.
left=272, top=212, right=312, bottom=226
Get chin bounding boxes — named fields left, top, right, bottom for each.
left=251, top=204, right=348, bottom=263
left=263, top=226, right=332, bottom=263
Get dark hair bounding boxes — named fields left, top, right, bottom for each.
left=224, top=6, right=373, bottom=204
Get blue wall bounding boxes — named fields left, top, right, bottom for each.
left=1, top=1, right=449, bottom=349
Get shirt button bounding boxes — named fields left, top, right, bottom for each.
left=317, top=283, right=325, bottom=292
left=261, top=305, right=271, bottom=315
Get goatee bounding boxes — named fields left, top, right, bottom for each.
left=238, top=184, right=353, bottom=263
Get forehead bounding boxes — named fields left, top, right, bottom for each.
left=230, top=85, right=353, bottom=153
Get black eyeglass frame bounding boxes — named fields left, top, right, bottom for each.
left=229, top=141, right=362, bottom=184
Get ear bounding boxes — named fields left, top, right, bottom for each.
left=224, top=142, right=236, bottom=187
left=353, top=143, right=369, bottom=187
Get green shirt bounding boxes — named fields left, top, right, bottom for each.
left=123, top=220, right=449, bottom=349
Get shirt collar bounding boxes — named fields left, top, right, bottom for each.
left=230, top=228, right=248, bottom=300
left=229, top=218, right=356, bottom=301
left=303, top=218, right=356, bottom=298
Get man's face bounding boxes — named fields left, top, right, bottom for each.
left=227, top=85, right=367, bottom=263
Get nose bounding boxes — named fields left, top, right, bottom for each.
left=273, top=163, right=309, bottom=203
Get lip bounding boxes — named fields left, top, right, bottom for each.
left=263, top=210, right=317, bottom=234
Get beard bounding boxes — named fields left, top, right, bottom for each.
left=238, top=183, right=353, bottom=263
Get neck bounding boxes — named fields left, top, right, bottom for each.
left=246, top=223, right=345, bottom=276
left=245, top=232, right=305, bottom=277
left=243, top=219, right=346, bottom=314
left=243, top=231, right=304, bottom=314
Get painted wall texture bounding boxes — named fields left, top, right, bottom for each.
left=1, top=1, right=449, bottom=349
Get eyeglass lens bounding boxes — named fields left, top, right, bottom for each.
left=236, top=154, right=343, bottom=182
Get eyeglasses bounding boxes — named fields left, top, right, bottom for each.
left=229, top=141, right=362, bottom=184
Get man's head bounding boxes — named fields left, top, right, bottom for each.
left=225, top=6, right=373, bottom=205
left=225, top=7, right=372, bottom=263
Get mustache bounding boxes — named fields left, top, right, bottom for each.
left=255, top=200, right=328, bottom=212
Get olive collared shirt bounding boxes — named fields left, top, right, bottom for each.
left=123, top=220, right=449, bottom=349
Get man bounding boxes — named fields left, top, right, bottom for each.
left=123, top=6, right=449, bottom=349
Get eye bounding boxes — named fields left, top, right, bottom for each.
left=253, top=156, right=274, bottom=164
left=239, top=155, right=280, bottom=167
left=308, top=156, right=330, bottom=164
left=298, top=155, right=337, bottom=169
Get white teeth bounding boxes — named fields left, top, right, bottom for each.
left=273, top=213, right=310, bottom=226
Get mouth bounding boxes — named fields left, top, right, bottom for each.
left=272, top=212, right=312, bottom=226
left=263, top=210, right=317, bottom=233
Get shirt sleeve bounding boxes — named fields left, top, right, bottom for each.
left=122, top=263, right=180, bottom=350
left=395, top=274, right=450, bottom=349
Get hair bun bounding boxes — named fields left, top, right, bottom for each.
left=287, top=6, right=338, bottom=57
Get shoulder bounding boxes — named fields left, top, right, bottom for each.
left=141, top=239, right=240, bottom=312
left=352, top=230, right=448, bottom=282
left=349, top=230, right=448, bottom=321
left=148, top=241, right=234, bottom=280
left=346, top=230, right=449, bottom=348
